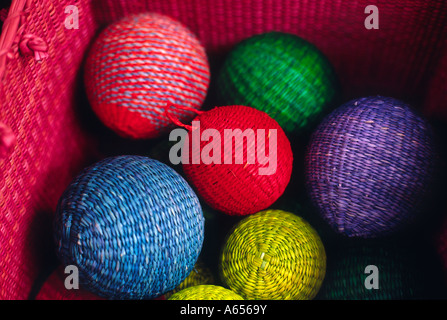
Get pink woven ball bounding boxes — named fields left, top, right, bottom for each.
left=84, top=13, right=210, bottom=139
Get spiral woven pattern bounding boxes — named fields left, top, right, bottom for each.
left=318, top=243, right=423, bottom=300
left=169, top=285, right=243, bottom=300
left=220, top=210, right=326, bottom=300
left=182, top=105, right=293, bottom=216
left=305, top=96, right=437, bottom=238
left=84, top=12, right=210, bottom=139
left=217, top=32, right=338, bottom=134
left=54, top=155, right=205, bottom=299
left=164, top=259, right=214, bottom=299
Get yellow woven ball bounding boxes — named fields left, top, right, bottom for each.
left=168, top=285, right=244, bottom=300
left=164, top=260, right=214, bottom=299
left=220, top=209, right=326, bottom=300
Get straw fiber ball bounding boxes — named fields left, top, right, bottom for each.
left=169, top=285, right=243, bottom=300
left=220, top=210, right=326, bottom=300
left=318, top=243, right=424, bottom=300
left=305, top=96, right=437, bottom=238
left=217, top=32, right=339, bottom=134
left=182, top=105, right=293, bottom=216
left=84, top=13, right=210, bottom=139
left=35, top=266, right=103, bottom=300
left=164, top=259, right=214, bottom=299
left=54, top=156, right=204, bottom=299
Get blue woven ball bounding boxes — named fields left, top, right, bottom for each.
left=54, top=155, right=205, bottom=299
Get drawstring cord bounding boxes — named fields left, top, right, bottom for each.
left=0, top=0, right=49, bottom=81
left=0, top=0, right=50, bottom=159
left=164, top=104, right=204, bottom=131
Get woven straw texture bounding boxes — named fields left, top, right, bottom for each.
left=305, top=96, right=438, bottom=238
left=424, top=45, right=447, bottom=122
left=220, top=210, right=326, bottom=300
left=182, top=105, right=293, bottom=216
left=216, top=32, right=339, bottom=134
left=54, top=155, right=204, bottom=299
left=164, top=259, right=214, bottom=299
left=0, top=0, right=99, bottom=300
left=318, top=242, right=424, bottom=300
left=169, top=285, right=243, bottom=300
left=1, top=0, right=447, bottom=300
left=84, top=12, right=209, bottom=139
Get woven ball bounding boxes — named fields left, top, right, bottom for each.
left=305, top=96, right=437, bottom=238
left=54, top=155, right=205, bottom=299
left=169, top=285, right=243, bottom=300
left=216, top=32, right=338, bottom=134
left=318, top=242, right=424, bottom=300
left=164, top=259, right=214, bottom=299
left=35, top=266, right=103, bottom=301
left=220, top=209, right=326, bottom=300
left=84, top=13, right=210, bottom=139
left=181, top=105, right=293, bottom=216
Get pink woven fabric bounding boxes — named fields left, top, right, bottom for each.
left=0, top=0, right=99, bottom=300
left=423, top=44, right=447, bottom=122
left=0, top=121, right=16, bottom=158
left=0, top=0, right=446, bottom=300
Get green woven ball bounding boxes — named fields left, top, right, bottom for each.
left=220, top=210, right=326, bottom=300
left=168, top=285, right=243, bottom=300
left=217, top=32, right=339, bottom=134
left=318, top=242, right=424, bottom=300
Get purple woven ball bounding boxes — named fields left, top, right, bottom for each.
left=305, top=96, right=437, bottom=238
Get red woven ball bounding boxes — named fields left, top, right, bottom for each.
left=84, top=13, right=210, bottom=139
left=180, top=105, right=293, bottom=216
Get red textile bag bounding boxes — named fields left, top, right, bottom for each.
left=0, top=0, right=446, bottom=300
